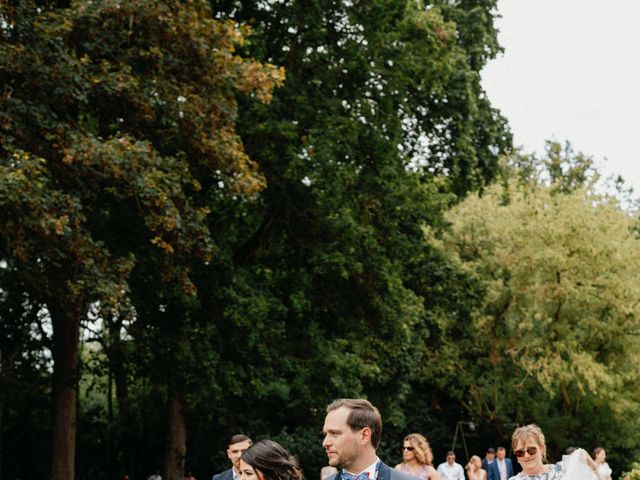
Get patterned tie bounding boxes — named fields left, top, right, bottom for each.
left=341, top=472, right=369, bottom=480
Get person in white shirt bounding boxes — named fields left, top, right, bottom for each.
left=437, top=451, right=465, bottom=480
left=148, top=470, right=162, bottom=480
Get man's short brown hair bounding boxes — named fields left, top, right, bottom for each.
left=326, top=398, right=382, bottom=448
left=228, top=434, right=252, bottom=447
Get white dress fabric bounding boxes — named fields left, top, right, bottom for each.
left=596, top=463, right=612, bottom=480
left=508, top=449, right=598, bottom=480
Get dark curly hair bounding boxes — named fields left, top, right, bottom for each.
left=241, top=440, right=303, bottom=480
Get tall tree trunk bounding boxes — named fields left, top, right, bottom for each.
left=165, top=392, right=187, bottom=480
left=111, top=324, right=131, bottom=477
left=50, top=304, right=82, bottom=480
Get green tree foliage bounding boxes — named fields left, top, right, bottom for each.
left=505, top=140, right=600, bottom=193
left=433, top=174, right=640, bottom=462
left=196, top=0, right=510, bottom=471
left=1, top=0, right=513, bottom=478
left=0, top=1, right=282, bottom=478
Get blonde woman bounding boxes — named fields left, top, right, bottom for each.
left=395, top=433, right=440, bottom=480
left=466, top=456, right=487, bottom=480
left=508, top=424, right=599, bottom=480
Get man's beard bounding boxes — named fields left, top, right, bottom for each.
left=332, top=449, right=358, bottom=471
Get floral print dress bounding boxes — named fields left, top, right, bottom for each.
left=508, top=463, right=566, bottom=480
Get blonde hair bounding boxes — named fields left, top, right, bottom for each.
left=511, top=424, right=547, bottom=462
left=467, top=455, right=481, bottom=471
left=404, top=433, right=434, bottom=466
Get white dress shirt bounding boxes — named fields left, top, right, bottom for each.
left=437, top=462, right=465, bottom=480
left=497, top=459, right=507, bottom=480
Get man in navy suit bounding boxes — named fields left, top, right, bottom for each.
left=481, top=448, right=495, bottom=472
left=322, top=398, right=415, bottom=480
left=212, top=434, right=252, bottom=480
left=488, top=447, right=513, bottom=480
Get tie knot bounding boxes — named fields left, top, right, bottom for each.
left=342, top=473, right=369, bottom=480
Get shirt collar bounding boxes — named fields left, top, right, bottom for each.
left=344, top=457, right=380, bottom=480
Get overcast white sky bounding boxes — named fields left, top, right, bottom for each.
left=481, top=0, right=640, bottom=191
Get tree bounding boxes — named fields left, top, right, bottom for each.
left=504, top=140, right=599, bottom=193
left=194, top=0, right=510, bottom=470
left=0, top=1, right=283, bottom=479
left=433, top=178, right=640, bottom=460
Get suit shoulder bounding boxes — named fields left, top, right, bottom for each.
left=213, top=469, right=232, bottom=480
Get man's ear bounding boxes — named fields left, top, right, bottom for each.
left=360, top=427, right=372, bottom=445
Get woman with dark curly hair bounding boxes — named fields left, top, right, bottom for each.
left=240, top=440, right=303, bottom=480
left=395, top=433, right=440, bottom=480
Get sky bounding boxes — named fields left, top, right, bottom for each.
left=481, top=0, right=640, bottom=191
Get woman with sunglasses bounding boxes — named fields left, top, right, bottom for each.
left=239, top=440, right=303, bottom=480
left=395, top=433, right=440, bottom=480
left=508, top=425, right=599, bottom=480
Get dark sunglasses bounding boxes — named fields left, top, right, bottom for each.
left=401, top=446, right=415, bottom=451
left=514, top=447, right=538, bottom=458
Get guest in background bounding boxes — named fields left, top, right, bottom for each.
left=488, top=448, right=513, bottom=480
left=467, top=456, right=487, bottom=480
left=593, top=448, right=612, bottom=480
left=395, top=433, right=440, bottom=480
left=214, top=435, right=253, bottom=480
left=437, top=452, right=465, bottom=480
left=149, top=469, right=162, bottom=480
left=482, top=449, right=495, bottom=472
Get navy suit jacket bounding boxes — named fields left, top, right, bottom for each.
left=327, top=460, right=417, bottom=480
left=488, top=459, right=513, bottom=480
left=213, top=468, right=234, bottom=480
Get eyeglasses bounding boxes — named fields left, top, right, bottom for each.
left=401, top=446, right=415, bottom=451
left=514, top=447, right=538, bottom=458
